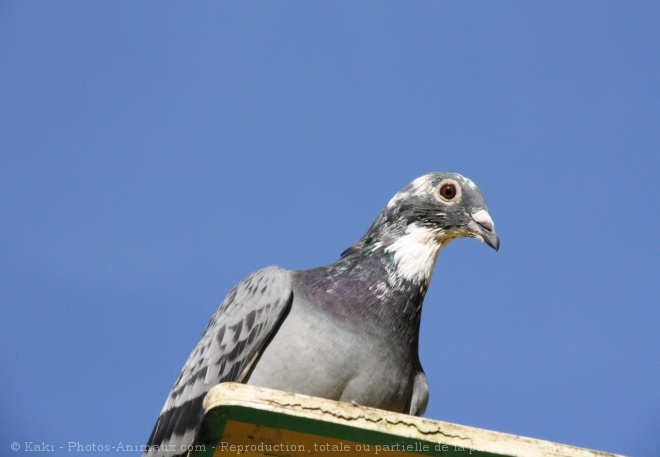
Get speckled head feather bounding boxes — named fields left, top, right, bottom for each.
left=341, top=172, right=499, bottom=259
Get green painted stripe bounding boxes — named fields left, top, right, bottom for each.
left=194, top=404, right=503, bottom=457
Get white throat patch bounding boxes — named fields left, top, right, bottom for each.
left=382, top=223, right=445, bottom=284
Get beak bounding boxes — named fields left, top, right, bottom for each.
left=469, top=209, right=500, bottom=251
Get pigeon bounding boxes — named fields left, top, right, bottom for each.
left=144, top=172, right=499, bottom=457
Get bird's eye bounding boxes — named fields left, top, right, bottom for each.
left=440, top=183, right=457, bottom=199
left=433, top=179, right=462, bottom=204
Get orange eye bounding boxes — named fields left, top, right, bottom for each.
left=439, top=183, right=457, bottom=200
left=433, top=179, right=462, bottom=204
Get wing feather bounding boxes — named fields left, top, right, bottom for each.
left=145, top=266, right=293, bottom=456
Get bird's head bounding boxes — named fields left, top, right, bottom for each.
left=342, top=172, right=499, bottom=283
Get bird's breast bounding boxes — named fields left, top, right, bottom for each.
left=244, top=272, right=422, bottom=413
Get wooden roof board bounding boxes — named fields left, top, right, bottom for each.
left=192, top=383, right=625, bottom=457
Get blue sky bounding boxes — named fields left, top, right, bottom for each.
left=1, top=2, right=658, bottom=456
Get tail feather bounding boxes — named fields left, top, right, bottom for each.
left=144, top=395, right=205, bottom=457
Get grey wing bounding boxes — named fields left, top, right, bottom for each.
left=145, top=266, right=293, bottom=457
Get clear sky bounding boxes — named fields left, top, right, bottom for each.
left=1, top=2, right=658, bottom=456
